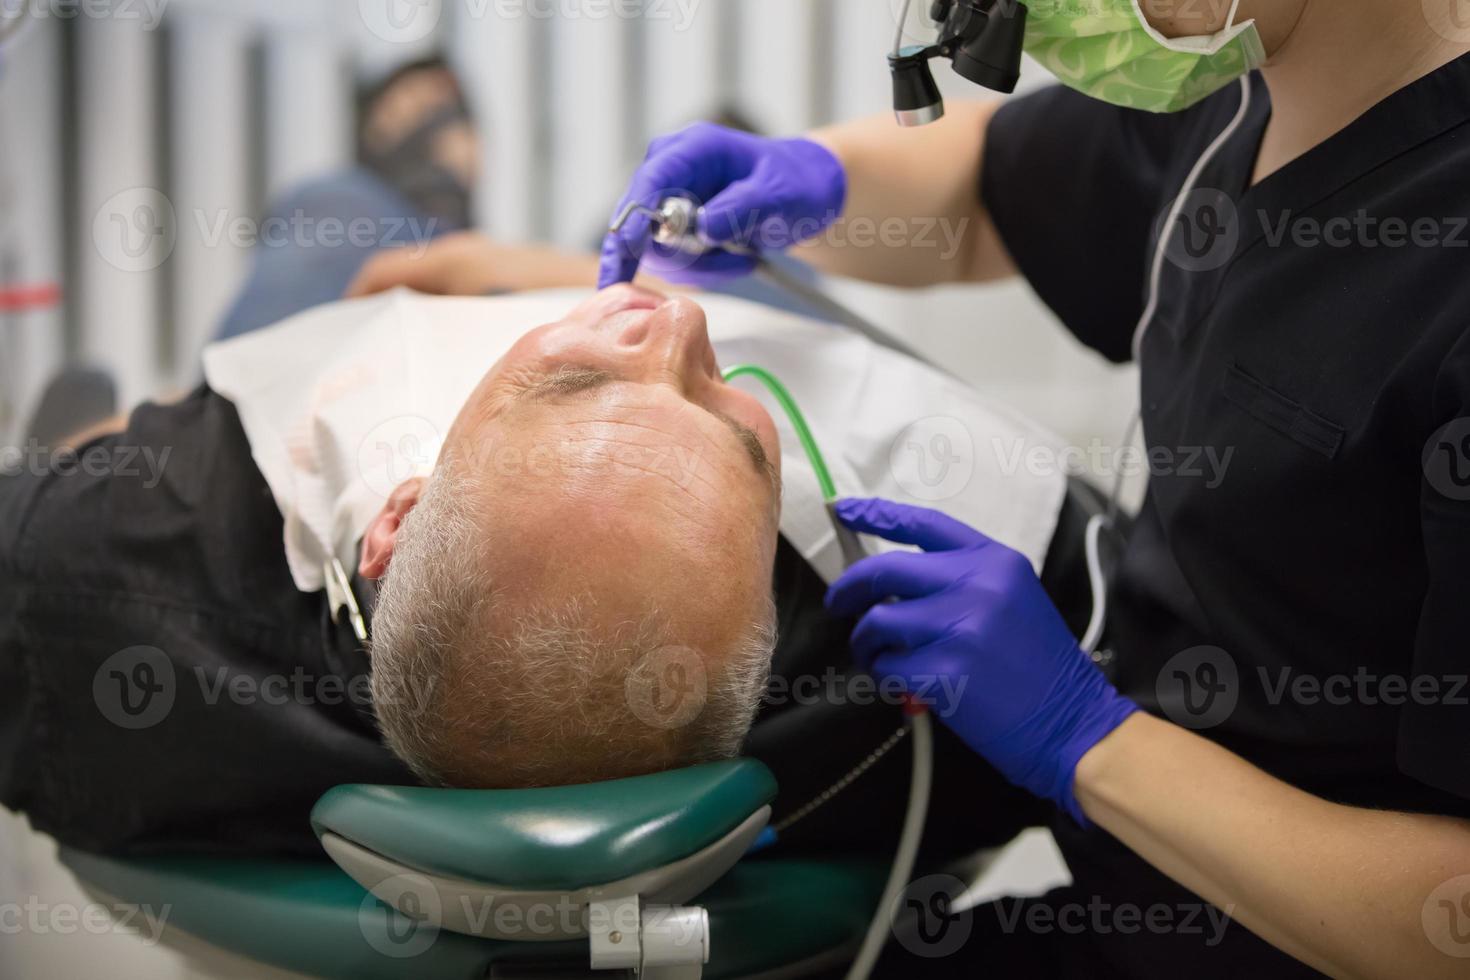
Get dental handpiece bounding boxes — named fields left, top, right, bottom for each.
left=607, top=196, right=942, bottom=371
left=610, top=196, right=724, bottom=256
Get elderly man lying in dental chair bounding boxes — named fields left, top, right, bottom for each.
left=0, top=238, right=1069, bottom=864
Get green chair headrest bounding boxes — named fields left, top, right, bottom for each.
left=310, top=759, right=777, bottom=891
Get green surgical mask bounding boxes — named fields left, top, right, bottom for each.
left=1023, top=0, right=1266, bottom=113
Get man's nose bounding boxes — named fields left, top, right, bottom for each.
left=617, top=296, right=714, bottom=386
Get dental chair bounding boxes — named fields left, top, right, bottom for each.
left=17, top=367, right=888, bottom=978
left=59, top=759, right=888, bottom=979
left=34, top=338, right=1115, bottom=978
left=53, top=477, right=1116, bottom=980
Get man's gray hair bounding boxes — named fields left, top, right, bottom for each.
left=369, top=460, right=776, bottom=788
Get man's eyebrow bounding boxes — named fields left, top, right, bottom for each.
left=713, top=411, right=780, bottom=492
left=514, top=367, right=616, bottom=401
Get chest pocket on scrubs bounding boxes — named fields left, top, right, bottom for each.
left=1220, top=363, right=1346, bottom=460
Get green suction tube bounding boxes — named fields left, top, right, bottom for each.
left=721, top=364, right=837, bottom=502
left=723, top=369, right=926, bottom=980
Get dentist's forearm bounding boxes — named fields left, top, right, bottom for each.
left=1075, top=712, right=1470, bottom=979
left=798, top=102, right=1018, bottom=287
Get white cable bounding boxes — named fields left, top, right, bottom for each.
left=893, top=0, right=914, bottom=56
left=1103, top=72, right=1257, bottom=570
left=1079, top=513, right=1108, bottom=655
left=1129, top=74, right=1254, bottom=361
left=1091, top=80, right=1254, bottom=652
left=845, top=710, right=933, bottom=980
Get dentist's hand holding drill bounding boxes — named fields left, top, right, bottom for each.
left=597, top=123, right=847, bottom=288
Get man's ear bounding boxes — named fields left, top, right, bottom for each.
left=359, top=477, right=427, bottom=580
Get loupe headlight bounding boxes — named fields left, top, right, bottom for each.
left=888, top=0, right=1028, bottom=127
left=888, top=46, right=946, bottom=128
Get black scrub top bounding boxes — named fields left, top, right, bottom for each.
left=0, top=389, right=417, bottom=856
left=981, top=56, right=1470, bottom=977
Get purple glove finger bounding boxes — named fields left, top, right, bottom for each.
left=598, top=149, right=704, bottom=288
left=702, top=143, right=844, bottom=251
left=696, top=173, right=768, bottom=247
left=825, top=548, right=964, bottom=619
left=834, top=497, right=991, bottom=552
left=869, top=652, right=960, bottom=708
left=598, top=227, right=647, bottom=289
left=849, top=595, right=951, bottom=672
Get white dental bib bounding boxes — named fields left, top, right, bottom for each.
left=203, top=287, right=1066, bottom=592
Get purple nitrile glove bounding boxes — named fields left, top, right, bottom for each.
left=824, top=497, right=1138, bottom=825
left=597, top=122, right=846, bottom=288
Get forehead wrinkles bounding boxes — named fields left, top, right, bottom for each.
left=548, top=415, right=729, bottom=501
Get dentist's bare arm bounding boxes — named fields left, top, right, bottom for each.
left=345, top=232, right=681, bottom=298
left=1077, top=713, right=1470, bottom=979
left=797, top=101, right=1017, bottom=288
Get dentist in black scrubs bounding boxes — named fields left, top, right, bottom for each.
left=603, top=0, right=1470, bottom=976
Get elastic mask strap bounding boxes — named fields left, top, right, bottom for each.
left=1131, top=0, right=1254, bottom=53
left=1225, top=0, right=1243, bottom=33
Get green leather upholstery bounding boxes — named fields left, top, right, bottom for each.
left=59, top=848, right=885, bottom=979
left=59, top=758, right=880, bottom=977
left=310, top=759, right=777, bottom=889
